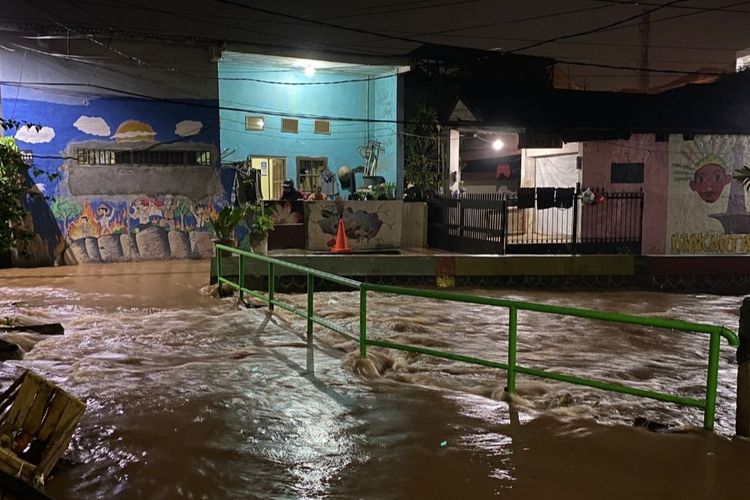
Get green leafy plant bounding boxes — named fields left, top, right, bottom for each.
left=244, top=202, right=274, bottom=242
left=0, top=136, right=35, bottom=256
left=208, top=205, right=246, bottom=244
left=383, top=182, right=397, bottom=199
left=735, top=165, right=750, bottom=189
left=404, top=104, right=441, bottom=200
left=371, top=183, right=387, bottom=200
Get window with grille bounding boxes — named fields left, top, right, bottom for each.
left=281, top=118, right=299, bottom=133
left=297, top=157, right=327, bottom=192
left=314, top=120, right=330, bottom=134
left=76, top=149, right=212, bottom=166
left=20, top=151, right=33, bottom=165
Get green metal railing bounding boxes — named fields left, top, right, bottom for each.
left=215, top=244, right=739, bottom=431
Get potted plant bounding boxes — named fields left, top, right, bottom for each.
left=208, top=205, right=246, bottom=247
left=371, top=183, right=387, bottom=200
left=244, top=202, right=274, bottom=255
left=371, top=182, right=398, bottom=200
left=382, top=182, right=397, bottom=200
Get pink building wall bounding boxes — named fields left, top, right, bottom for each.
left=582, top=135, right=669, bottom=254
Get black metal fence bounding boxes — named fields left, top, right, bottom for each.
left=427, top=189, right=643, bottom=255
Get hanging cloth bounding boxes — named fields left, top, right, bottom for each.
left=554, top=187, right=575, bottom=209
left=536, top=187, right=556, bottom=209
left=319, top=169, right=339, bottom=198
left=516, top=188, right=535, bottom=209
left=235, top=167, right=262, bottom=205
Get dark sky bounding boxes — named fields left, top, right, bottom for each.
left=2, top=0, right=750, bottom=91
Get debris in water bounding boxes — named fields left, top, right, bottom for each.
left=0, top=370, right=86, bottom=496
left=0, top=323, right=64, bottom=336
left=633, top=417, right=675, bottom=433
left=440, top=440, right=448, bottom=448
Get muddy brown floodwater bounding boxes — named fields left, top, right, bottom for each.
left=0, top=260, right=749, bottom=499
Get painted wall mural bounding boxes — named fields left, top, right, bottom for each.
left=5, top=93, right=225, bottom=264
left=49, top=195, right=219, bottom=262
left=667, top=135, right=750, bottom=254
left=306, top=201, right=402, bottom=251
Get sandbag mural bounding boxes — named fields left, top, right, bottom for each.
left=51, top=195, right=218, bottom=262
left=11, top=96, right=224, bottom=263
left=668, top=135, right=750, bottom=254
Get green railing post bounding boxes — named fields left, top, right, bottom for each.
left=213, top=253, right=739, bottom=432
left=704, top=331, right=721, bottom=430
left=359, top=286, right=367, bottom=358
left=268, top=261, right=275, bottom=311
left=238, top=254, right=245, bottom=302
left=307, top=274, right=314, bottom=336
left=507, top=306, right=518, bottom=394
left=307, top=273, right=314, bottom=375
left=215, top=245, right=222, bottom=284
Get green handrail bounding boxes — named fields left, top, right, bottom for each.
left=214, top=244, right=738, bottom=431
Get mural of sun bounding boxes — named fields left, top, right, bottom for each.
left=112, top=120, right=157, bottom=143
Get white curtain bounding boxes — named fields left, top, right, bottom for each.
left=534, top=155, right=578, bottom=236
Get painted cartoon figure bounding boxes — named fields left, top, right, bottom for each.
left=160, top=195, right=177, bottom=230
left=689, top=162, right=732, bottom=203
left=130, top=199, right=151, bottom=228
left=193, top=203, right=209, bottom=230
left=96, top=203, right=114, bottom=235
left=77, top=215, right=96, bottom=238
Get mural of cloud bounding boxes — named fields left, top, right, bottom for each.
left=175, top=120, right=203, bottom=137
left=112, top=120, right=156, bottom=143
left=74, top=116, right=111, bottom=136
left=15, top=126, right=55, bottom=144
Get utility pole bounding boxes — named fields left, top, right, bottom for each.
left=638, top=6, right=651, bottom=93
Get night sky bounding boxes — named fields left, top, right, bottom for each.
left=2, top=0, right=750, bottom=91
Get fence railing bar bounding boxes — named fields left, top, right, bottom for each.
left=516, top=365, right=705, bottom=408
left=216, top=246, right=734, bottom=430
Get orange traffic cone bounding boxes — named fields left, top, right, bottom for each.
left=332, top=217, right=352, bottom=254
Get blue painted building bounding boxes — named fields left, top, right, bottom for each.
left=0, top=41, right=408, bottom=266
left=219, top=52, right=405, bottom=200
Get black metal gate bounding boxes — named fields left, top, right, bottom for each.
left=428, top=189, right=644, bottom=255
left=427, top=193, right=505, bottom=254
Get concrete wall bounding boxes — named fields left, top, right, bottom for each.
left=401, top=202, right=427, bottom=249
left=580, top=134, right=750, bottom=256
left=582, top=135, right=668, bottom=254
left=219, top=53, right=400, bottom=198
left=1, top=41, right=224, bottom=264
left=305, top=200, right=402, bottom=251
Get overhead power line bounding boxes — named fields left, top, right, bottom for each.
left=589, top=0, right=750, bottom=15
left=555, top=58, right=726, bottom=76
left=6, top=1, right=744, bottom=80
left=0, top=81, right=414, bottom=125
left=504, top=0, right=687, bottom=54
left=592, top=0, right=750, bottom=36
left=72, top=0, right=396, bottom=57
left=209, top=0, right=428, bottom=45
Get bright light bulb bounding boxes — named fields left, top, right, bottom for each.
left=304, top=65, right=316, bottom=77
left=492, top=139, right=504, bottom=150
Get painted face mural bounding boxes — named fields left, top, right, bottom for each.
left=689, top=163, right=732, bottom=203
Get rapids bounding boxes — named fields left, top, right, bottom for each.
left=0, top=261, right=748, bottom=499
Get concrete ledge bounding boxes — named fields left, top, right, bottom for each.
left=211, top=252, right=750, bottom=293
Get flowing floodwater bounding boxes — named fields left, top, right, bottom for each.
left=0, top=261, right=749, bottom=499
